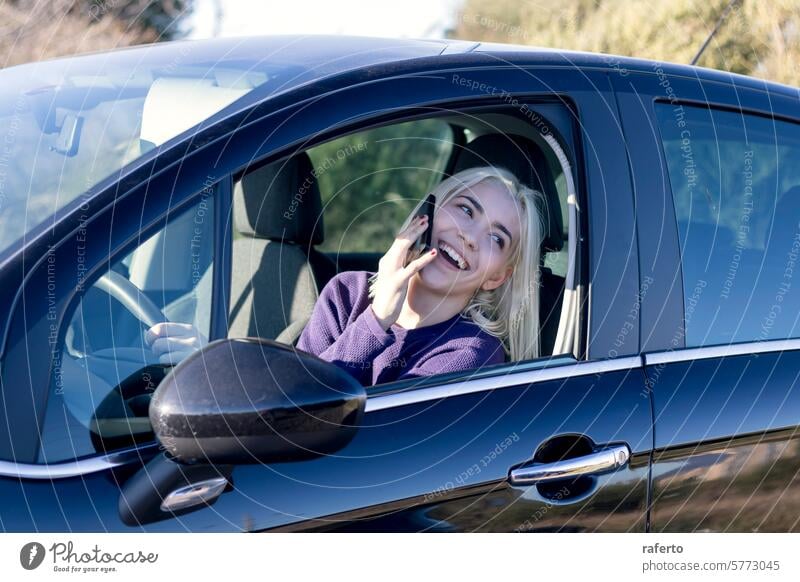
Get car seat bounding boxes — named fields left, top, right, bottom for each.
left=449, top=133, right=566, bottom=357
left=228, top=152, right=336, bottom=344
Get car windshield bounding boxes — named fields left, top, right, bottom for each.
left=0, top=35, right=445, bottom=259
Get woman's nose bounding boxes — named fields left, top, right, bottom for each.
left=459, top=230, right=477, bottom=251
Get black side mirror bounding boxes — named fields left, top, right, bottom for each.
left=149, top=338, right=366, bottom=465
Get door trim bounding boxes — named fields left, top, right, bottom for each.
left=643, top=338, right=800, bottom=366
left=0, top=443, right=161, bottom=480
left=366, top=355, right=642, bottom=412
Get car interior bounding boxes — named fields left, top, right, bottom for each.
left=227, top=108, right=580, bottom=361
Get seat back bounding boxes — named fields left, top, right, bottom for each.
left=229, top=153, right=335, bottom=342
left=451, top=133, right=564, bottom=252
left=450, top=133, right=565, bottom=355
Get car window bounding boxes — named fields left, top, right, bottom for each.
left=307, top=118, right=454, bottom=253
left=36, top=188, right=216, bottom=463
left=226, top=108, right=575, bottom=381
left=656, top=103, right=800, bottom=347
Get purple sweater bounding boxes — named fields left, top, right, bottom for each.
left=296, top=271, right=507, bottom=386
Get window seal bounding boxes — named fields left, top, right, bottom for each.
left=644, top=337, right=800, bottom=366
left=366, top=355, right=642, bottom=412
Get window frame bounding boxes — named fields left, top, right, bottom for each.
left=610, top=66, right=800, bottom=356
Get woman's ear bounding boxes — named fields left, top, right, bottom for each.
left=481, top=265, right=513, bottom=292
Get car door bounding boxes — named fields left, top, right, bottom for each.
left=0, top=55, right=651, bottom=532
left=614, top=67, right=800, bottom=532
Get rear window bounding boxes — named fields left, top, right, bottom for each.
left=656, top=102, right=800, bottom=347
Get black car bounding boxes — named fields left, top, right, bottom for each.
left=1, top=34, right=799, bottom=532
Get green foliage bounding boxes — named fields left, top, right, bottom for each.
left=1, top=1, right=195, bottom=67
left=85, top=0, right=194, bottom=40
left=453, top=0, right=800, bottom=87
left=308, top=118, right=454, bottom=253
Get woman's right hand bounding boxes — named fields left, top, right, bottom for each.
left=145, top=322, right=207, bottom=365
left=370, top=214, right=438, bottom=330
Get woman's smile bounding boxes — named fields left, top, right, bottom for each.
left=435, top=248, right=465, bottom=271
left=436, top=239, right=471, bottom=271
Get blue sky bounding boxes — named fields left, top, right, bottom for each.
left=186, top=0, right=463, bottom=40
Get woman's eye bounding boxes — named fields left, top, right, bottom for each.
left=458, top=204, right=504, bottom=248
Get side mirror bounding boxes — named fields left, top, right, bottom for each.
left=149, top=338, right=366, bottom=465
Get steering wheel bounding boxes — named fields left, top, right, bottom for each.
left=83, top=271, right=174, bottom=451
left=65, top=270, right=169, bottom=359
left=94, top=270, right=168, bottom=329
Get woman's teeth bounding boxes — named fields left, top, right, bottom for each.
left=438, top=241, right=469, bottom=270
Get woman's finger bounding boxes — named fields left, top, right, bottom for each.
left=389, top=217, right=429, bottom=257
left=402, top=248, right=437, bottom=277
left=370, top=214, right=434, bottom=327
left=399, top=215, right=428, bottom=239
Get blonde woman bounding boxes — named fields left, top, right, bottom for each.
left=296, top=166, right=546, bottom=387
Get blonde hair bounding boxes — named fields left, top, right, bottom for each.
left=368, top=166, right=546, bottom=362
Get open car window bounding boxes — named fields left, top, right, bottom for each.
left=227, top=106, right=580, bottom=389
left=308, top=118, right=455, bottom=254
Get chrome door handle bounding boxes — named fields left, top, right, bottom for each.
left=509, top=444, right=630, bottom=485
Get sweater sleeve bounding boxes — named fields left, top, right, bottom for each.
left=397, top=339, right=507, bottom=381
left=296, top=273, right=395, bottom=385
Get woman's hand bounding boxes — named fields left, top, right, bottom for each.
left=145, top=322, right=207, bottom=365
left=370, top=214, right=438, bottom=330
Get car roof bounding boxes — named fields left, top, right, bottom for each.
left=467, top=40, right=800, bottom=98
left=8, top=33, right=796, bottom=101
left=297, top=33, right=797, bottom=99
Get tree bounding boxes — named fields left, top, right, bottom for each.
left=452, top=0, right=800, bottom=87
left=1, top=0, right=194, bottom=68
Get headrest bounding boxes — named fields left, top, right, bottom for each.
left=140, top=77, right=250, bottom=148
left=451, top=133, right=564, bottom=253
left=234, top=152, right=324, bottom=245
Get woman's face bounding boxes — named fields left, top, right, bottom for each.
left=419, top=178, right=523, bottom=297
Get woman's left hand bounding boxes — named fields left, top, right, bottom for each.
left=145, top=322, right=207, bottom=365
left=370, top=214, right=438, bottom=330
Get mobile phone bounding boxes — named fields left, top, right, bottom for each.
left=405, top=194, right=436, bottom=267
